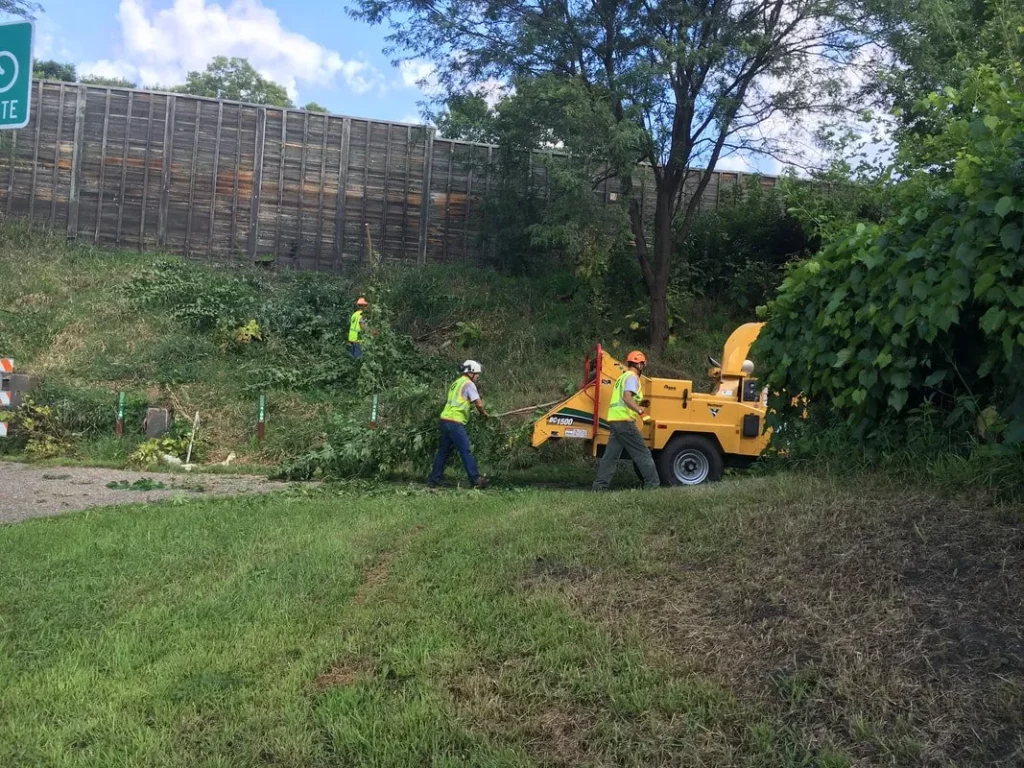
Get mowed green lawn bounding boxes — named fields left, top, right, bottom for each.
left=2, top=477, right=1022, bottom=767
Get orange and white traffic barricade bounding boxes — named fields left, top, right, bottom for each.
left=1, top=359, right=12, bottom=437
left=0, top=391, right=9, bottom=437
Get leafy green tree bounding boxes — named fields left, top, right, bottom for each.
left=302, top=101, right=330, bottom=113
left=173, top=57, right=293, bottom=107
left=1, top=0, right=40, bottom=18
left=756, top=63, right=1024, bottom=446
left=352, top=0, right=881, bottom=353
left=435, top=93, right=497, bottom=143
left=33, top=60, right=76, bottom=82
left=863, top=0, right=1024, bottom=138
left=80, top=75, right=137, bottom=89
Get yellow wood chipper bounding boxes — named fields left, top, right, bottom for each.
left=531, top=322, right=771, bottom=486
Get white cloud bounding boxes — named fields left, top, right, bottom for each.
left=79, top=0, right=385, bottom=101
left=32, top=14, right=73, bottom=63
left=399, top=59, right=438, bottom=94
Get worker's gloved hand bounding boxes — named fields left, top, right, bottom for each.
left=641, top=414, right=653, bottom=425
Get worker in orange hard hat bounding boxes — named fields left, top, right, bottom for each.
left=349, top=297, right=369, bottom=358
left=593, top=350, right=660, bottom=490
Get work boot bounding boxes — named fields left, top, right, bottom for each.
left=474, top=476, right=490, bottom=490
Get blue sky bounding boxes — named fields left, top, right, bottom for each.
left=26, top=0, right=433, bottom=124
left=18, top=0, right=795, bottom=173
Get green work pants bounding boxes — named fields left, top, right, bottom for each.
left=592, top=421, right=660, bottom=490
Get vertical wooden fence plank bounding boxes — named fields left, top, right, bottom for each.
left=29, top=81, right=42, bottom=221
left=380, top=123, right=392, bottom=259
left=49, top=84, right=66, bottom=227
left=274, top=110, right=286, bottom=254
left=157, top=95, right=176, bottom=247
left=230, top=107, right=242, bottom=252
left=314, top=113, right=328, bottom=267
left=185, top=100, right=201, bottom=253
left=297, top=110, right=309, bottom=258
left=67, top=85, right=88, bottom=239
left=5, top=128, right=16, bottom=217
left=115, top=91, right=132, bottom=245
left=208, top=102, right=223, bottom=259
left=402, top=125, right=411, bottom=258
left=332, top=117, right=351, bottom=270
left=247, top=107, right=267, bottom=260
left=417, top=127, right=434, bottom=265
left=94, top=89, right=112, bottom=244
left=442, top=143, right=454, bottom=261
left=139, top=96, right=156, bottom=247
left=463, top=145, right=474, bottom=261
left=360, top=122, right=370, bottom=261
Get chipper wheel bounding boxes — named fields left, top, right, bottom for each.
left=656, top=435, right=724, bottom=487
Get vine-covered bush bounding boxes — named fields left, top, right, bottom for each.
left=756, top=65, right=1024, bottom=444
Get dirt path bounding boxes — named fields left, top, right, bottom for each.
left=0, top=462, right=290, bottom=524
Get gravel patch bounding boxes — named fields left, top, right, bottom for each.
left=0, top=462, right=289, bottom=524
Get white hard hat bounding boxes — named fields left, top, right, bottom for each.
left=461, top=360, right=483, bottom=374
left=741, top=360, right=755, bottom=375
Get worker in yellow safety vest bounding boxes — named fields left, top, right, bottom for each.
left=428, top=360, right=489, bottom=489
left=592, top=350, right=660, bottom=490
left=349, top=297, right=369, bottom=358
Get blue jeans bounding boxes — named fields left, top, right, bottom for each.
left=429, top=420, right=479, bottom=485
left=350, top=343, right=362, bottom=359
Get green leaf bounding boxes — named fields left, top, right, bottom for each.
left=994, top=196, right=1014, bottom=218
left=980, top=307, right=1006, bottom=334
left=874, top=350, right=893, bottom=368
left=1000, top=224, right=1022, bottom=252
left=974, top=271, right=997, bottom=298
left=983, top=115, right=1001, bottom=131
left=833, top=348, right=853, bottom=368
left=888, top=389, right=909, bottom=412
left=852, top=389, right=867, bottom=405
left=924, top=370, right=947, bottom=387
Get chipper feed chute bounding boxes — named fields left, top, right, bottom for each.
left=531, top=344, right=628, bottom=455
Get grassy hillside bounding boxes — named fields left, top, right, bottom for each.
left=2, top=475, right=1021, bottom=767
left=0, top=224, right=742, bottom=472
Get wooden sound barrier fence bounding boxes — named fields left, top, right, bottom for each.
left=0, top=81, right=777, bottom=270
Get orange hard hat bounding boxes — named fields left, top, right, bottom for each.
left=356, top=297, right=369, bottom=307
left=626, top=350, right=647, bottom=365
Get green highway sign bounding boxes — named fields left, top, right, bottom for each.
left=0, top=20, right=33, bottom=130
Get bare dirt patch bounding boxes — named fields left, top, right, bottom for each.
left=351, top=523, right=427, bottom=606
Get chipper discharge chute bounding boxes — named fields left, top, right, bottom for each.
left=531, top=322, right=771, bottom=486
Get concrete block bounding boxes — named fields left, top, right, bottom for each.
left=145, top=408, right=172, bottom=438
left=9, top=374, right=39, bottom=408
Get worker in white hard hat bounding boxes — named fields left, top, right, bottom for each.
left=428, top=360, right=489, bottom=489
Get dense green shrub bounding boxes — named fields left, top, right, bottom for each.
left=677, top=177, right=810, bottom=310
left=756, top=64, right=1024, bottom=446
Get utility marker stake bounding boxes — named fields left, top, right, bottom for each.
left=185, top=411, right=200, bottom=468
left=257, top=393, right=267, bottom=446
left=369, top=394, right=379, bottom=429
left=115, top=391, right=126, bottom=436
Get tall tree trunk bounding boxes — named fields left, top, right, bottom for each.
left=648, top=185, right=675, bottom=355
left=626, top=174, right=677, bottom=356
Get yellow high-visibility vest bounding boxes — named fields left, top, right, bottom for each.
left=607, top=371, right=641, bottom=422
left=348, top=310, right=363, bottom=343
left=440, top=375, right=473, bottom=424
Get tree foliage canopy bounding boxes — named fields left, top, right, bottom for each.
left=352, top=0, right=882, bottom=352
left=80, top=75, right=137, bottom=89
left=33, top=60, right=76, bottom=83
left=0, top=0, right=40, bottom=18
left=757, top=64, right=1024, bottom=445
left=172, top=57, right=293, bottom=107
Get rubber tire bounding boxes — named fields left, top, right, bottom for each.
left=656, top=435, right=724, bottom=487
